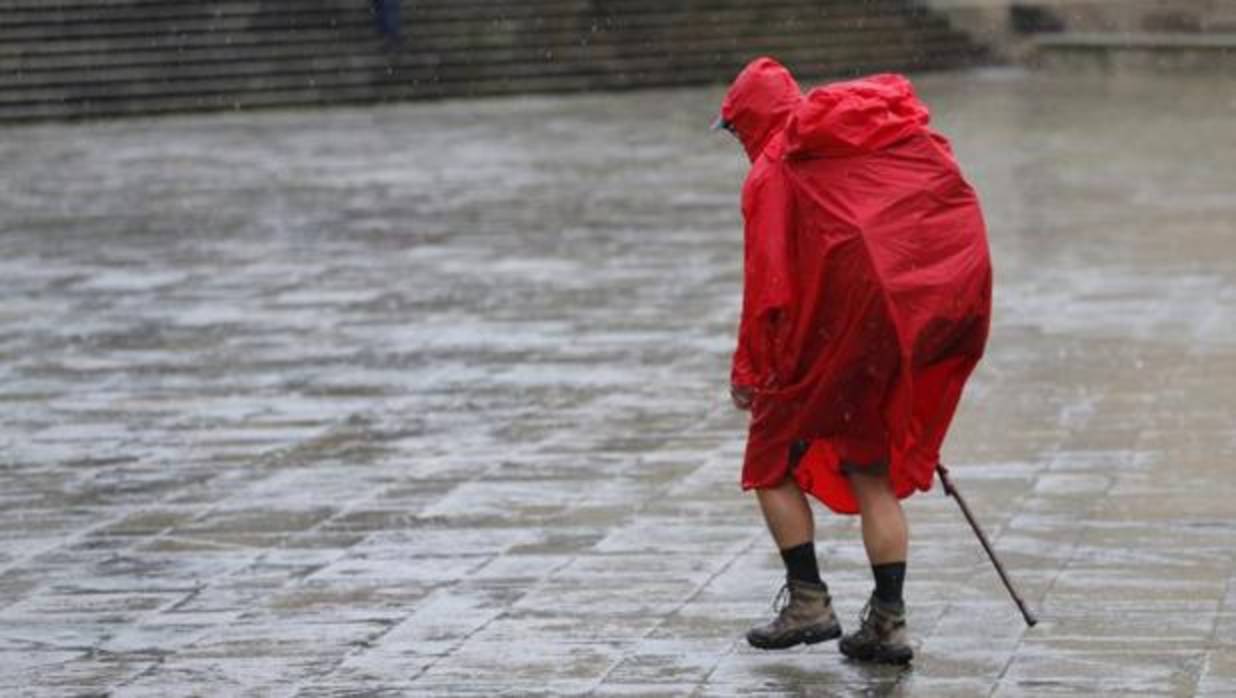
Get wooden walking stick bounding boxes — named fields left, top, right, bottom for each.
left=936, top=463, right=1038, bottom=627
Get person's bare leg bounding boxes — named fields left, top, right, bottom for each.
left=835, top=471, right=914, bottom=662
left=756, top=477, right=814, bottom=549
left=839, top=468, right=914, bottom=663
left=849, top=470, right=907, bottom=565
left=747, top=476, right=840, bottom=650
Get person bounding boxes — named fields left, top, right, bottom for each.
left=370, top=0, right=401, bottom=42
left=715, top=57, right=992, bottom=664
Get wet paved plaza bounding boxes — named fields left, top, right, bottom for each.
left=2, top=68, right=1235, bottom=696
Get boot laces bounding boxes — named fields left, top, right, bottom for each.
left=859, top=599, right=902, bottom=635
left=857, top=601, right=882, bottom=639
left=771, top=583, right=791, bottom=615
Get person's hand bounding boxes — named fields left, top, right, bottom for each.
left=730, top=384, right=754, bottom=411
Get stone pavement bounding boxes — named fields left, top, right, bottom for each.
left=1, top=68, right=1235, bottom=697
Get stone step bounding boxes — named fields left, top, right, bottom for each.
left=2, top=39, right=374, bottom=74
left=0, top=14, right=363, bottom=42
left=0, top=0, right=348, bottom=11
left=0, top=29, right=371, bottom=60
left=1, top=18, right=961, bottom=77
left=2, top=30, right=973, bottom=87
left=0, top=8, right=958, bottom=72
left=0, top=0, right=921, bottom=18
left=0, top=39, right=977, bottom=108
left=0, top=5, right=356, bottom=25
left=0, top=2, right=942, bottom=44
left=1032, top=31, right=1236, bottom=72
left=0, top=48, right=976, bottom=122
left=0, top=35, right=975, bottom=105
left=0, top=2, right=349, bottom=22
left=3, top=17, right=951, bottom=59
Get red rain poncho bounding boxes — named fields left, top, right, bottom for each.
left=724, top=58, right=992, bottom=515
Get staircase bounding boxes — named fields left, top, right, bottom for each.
left=0, top=0, right=987, bottom=122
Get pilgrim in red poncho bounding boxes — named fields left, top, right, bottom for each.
left=724, top=58, right=992, bottom=515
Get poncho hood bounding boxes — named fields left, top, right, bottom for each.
left=784, top=73, right=930, bottom=157
left=720, top=57, right=802, bottom=162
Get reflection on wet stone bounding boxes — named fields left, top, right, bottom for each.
left=1, top=68, right=1235, bottom=695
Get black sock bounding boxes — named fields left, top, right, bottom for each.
left=780, top=542, right=822, bottom=585
left=872, top=562, right=906, bottom=604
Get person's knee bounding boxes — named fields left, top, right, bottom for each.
left=850, top=473, right=897, bottom=512
left=849, top=470, right=890, bottom=494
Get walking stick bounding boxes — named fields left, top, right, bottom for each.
left=936, top=463, right=1038, bottom=627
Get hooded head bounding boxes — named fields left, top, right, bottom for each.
left=719, top=57, right=802, bottom=162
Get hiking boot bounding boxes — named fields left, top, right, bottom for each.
left=746, top=579, right=842, bottom=650
left=839, top=596, right=914, bottom=664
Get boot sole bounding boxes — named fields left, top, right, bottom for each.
left=838, top=640, right=914, bottom=665
left=746, top=622, right=842, bottom=650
